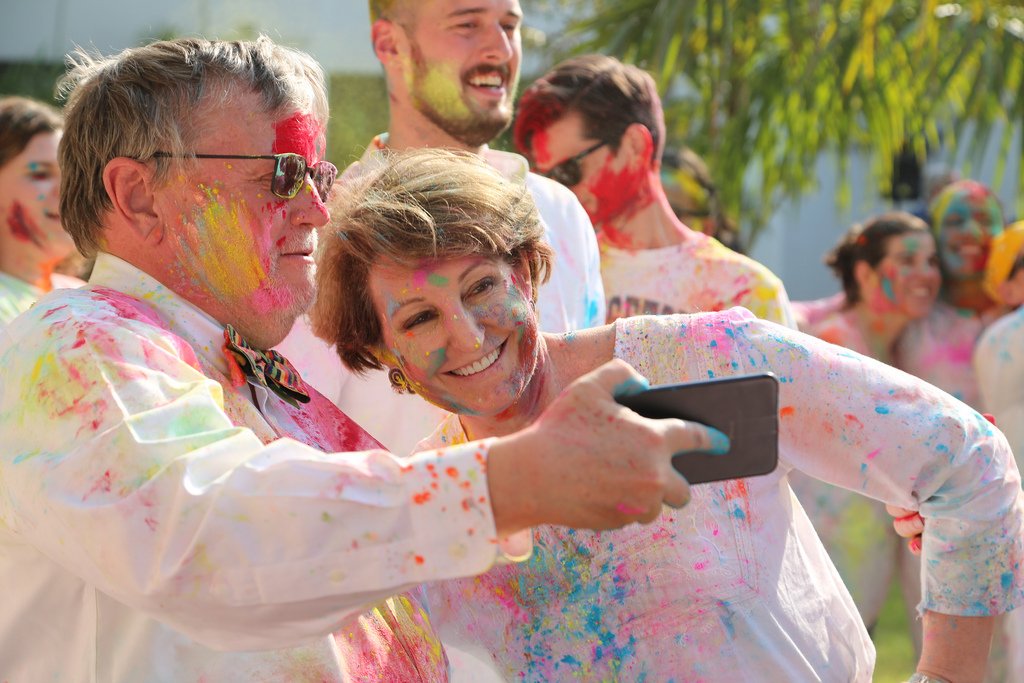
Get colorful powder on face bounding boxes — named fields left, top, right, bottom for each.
left=272, top=112, right=324, bottom=161
left=407, top=55, right=473, bottom=122
left=6, top=201, right=45, bottom=248
left=178, top=186, right=268, bottom=302
left=584, top=158, right=655, bottom=233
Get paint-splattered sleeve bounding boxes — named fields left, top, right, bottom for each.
left=0, top=295, right=503, bottom=650
left=689, top=307, right=1024, bottom=617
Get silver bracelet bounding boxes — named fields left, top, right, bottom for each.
left=905, top=674, right=951, bottom=683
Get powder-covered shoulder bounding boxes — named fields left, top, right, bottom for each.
left=0, top=285, right=198, bottom=376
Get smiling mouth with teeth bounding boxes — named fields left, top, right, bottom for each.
left=450, top=342, right=504, bottom=376
left=468, top=74, right=504, bottom=88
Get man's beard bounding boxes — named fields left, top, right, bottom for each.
left=409, top=43, right=516, bottom=148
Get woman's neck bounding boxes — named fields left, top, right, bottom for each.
left=850, top=302, right=909, bottom=364
left=460, top=324, right=617, bottom=441
left=0, top=244, right=56, bottom=291
left=944, top=279, right=994, bottom=315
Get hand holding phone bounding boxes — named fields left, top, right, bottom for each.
left=615, top=373, right=780, bottom=485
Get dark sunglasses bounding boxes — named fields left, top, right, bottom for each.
left=541, top=140, right=608, bottom=187
left=152, top=152, right=337, bottom=200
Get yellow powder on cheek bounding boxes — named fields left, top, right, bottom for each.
left=410, top=60, right=472, bottom=121
left=184, top=187, right=268, bottom=300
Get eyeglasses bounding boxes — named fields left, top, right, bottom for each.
left=152, top=152, right=337, bottom=201
left=541, top=141, right=608, bottom=187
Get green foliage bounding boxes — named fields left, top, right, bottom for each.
left=0, top=61, right=65, bottom=105
left=327, top=73, right=389, bottom=169
left=538, top=0, right=1024, bottom=243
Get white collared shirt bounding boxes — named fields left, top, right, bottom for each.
left=0, top=253, right=506, bottom=681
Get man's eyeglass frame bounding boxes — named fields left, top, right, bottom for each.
left=541, top=140, right=608, bottom=187
left=151, top=152, right=337, bottom=201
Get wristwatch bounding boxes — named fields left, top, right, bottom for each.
left=905, top=674, right=951, bottom=683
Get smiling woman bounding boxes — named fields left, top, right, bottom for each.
left=312, top=147, right=1024, bottom=682
left=0, top=96, right=78, bottom=325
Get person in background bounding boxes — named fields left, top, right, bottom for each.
left=277, top=0, right=606, bottom=457
left=313, top=148, right=1023, bottom=683
left=0, top=36, right=710, bottom=682
left=0, top=96, right=80, bottom=325
left=974, top=221, right=1024, bottom=462
left=791, top=211, right=940, bottom=654
left=973, top=222, right=1024, bottom=682
left=895, top=179, right=1005, bottom=408
left=512, top=54, right=794, bottom=327
left=660, top=145, right=745, bottom=253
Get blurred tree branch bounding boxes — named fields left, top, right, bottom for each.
left=527, top=0, right=1024, bottom=243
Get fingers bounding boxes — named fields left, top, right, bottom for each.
left=585, top=358, right=650, bottom=397
left=661, top=418, right=731, bottom=456
left=885, top=503, right=924, bottom=555
left=661, top=469, right=691, bottom=509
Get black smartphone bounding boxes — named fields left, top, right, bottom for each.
left=615, top=372, right=780, bottom=485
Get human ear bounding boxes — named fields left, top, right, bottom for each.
left=102, top=157, right=163, bottom=243
left=621, top=123, right=655, bottom=168
left=853, top=259, right=876, bottom=289
left=371, top=19, right=403, bottom=64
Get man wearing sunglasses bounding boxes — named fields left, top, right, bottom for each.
left=0, top=36, right=714, bottom=681
left=277, top=0, right=606, bottom=456
left=514, top=54, right=796, bottom=329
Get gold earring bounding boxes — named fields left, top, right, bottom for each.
left=388, top=368, right=414, bottom=394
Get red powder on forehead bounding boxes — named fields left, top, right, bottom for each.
left=513, top=88, right=565, bottom=161
left=272, top=112, right=324, bottom=161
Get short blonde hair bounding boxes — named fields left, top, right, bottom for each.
left=311, top=148, right=553, bottom=374
left=58, top=36, right=329, bottom=257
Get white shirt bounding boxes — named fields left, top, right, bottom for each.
left=279, top=139, right=606, bottom=455
left=975, top=305, right=1024, bottom=467
left=0, top=253, right=508, bottom=682
left=418, top=309, right=1024, bottom=682
left=599, top=231, right=796, bottom=327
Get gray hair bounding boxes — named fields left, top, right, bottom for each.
left=58, top=35, right=329, bottom=257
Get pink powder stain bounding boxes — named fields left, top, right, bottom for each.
left=411, top=267, right=432, bottom=288
left=6, top=201, right=45, bottom=248
left=82, top=469, right=114, bottom=501
left=865, top=448, right=881, bottom=460
left=250, top=285, right=296, bottom=315
left=616, top=502, right=646, bottom=515
left=272, top=112, right=324, bottom=161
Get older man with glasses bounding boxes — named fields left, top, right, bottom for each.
left=0, top=36, right=719, bottom=681
left=515, top=54, right=796, bottom=329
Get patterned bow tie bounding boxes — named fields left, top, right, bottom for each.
left=222, top=324, right=310, bottom=407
